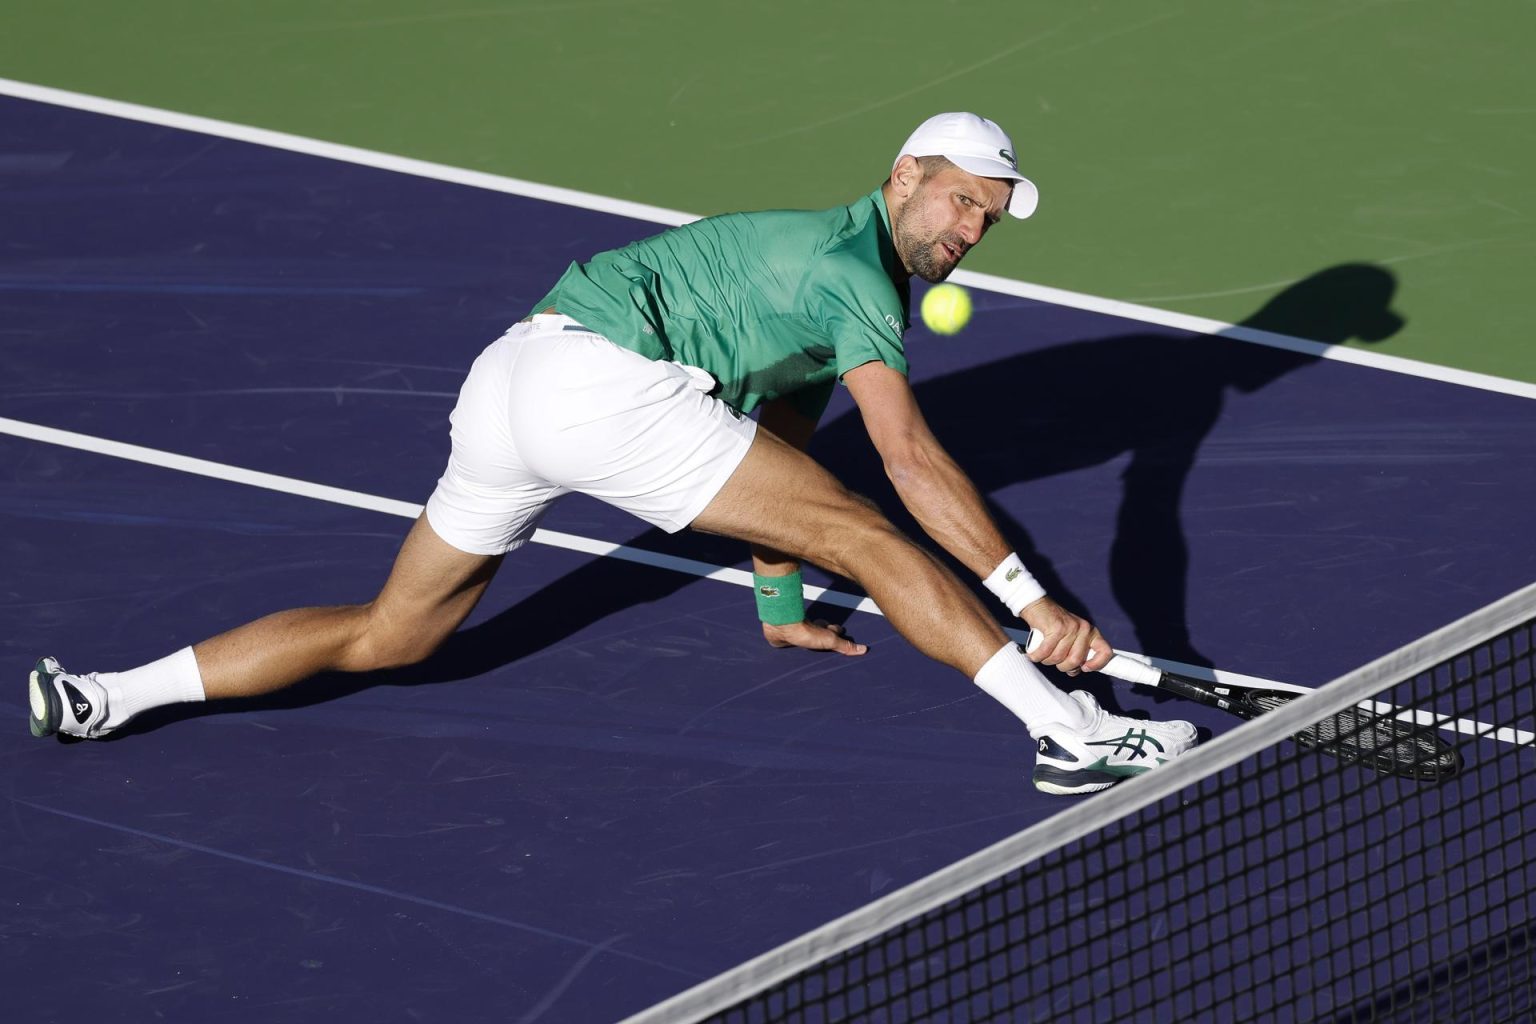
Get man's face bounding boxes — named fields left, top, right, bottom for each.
left=891, top=159, right=1012, bottom=283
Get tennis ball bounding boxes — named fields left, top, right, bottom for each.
left=921, top=283, right=972, bottom=335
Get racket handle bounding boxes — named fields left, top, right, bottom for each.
left=1024, top=629, right=1163, bottom=686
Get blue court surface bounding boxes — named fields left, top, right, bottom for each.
left=4, top=95, right=1536, bottom=1022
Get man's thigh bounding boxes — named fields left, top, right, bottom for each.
left=690, top=428, right=881, bottom=557
left=370, top=514, right=504, bottom=641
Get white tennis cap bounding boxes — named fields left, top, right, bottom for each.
left=894, top=112, right=1039, bottom=219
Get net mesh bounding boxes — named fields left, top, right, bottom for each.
left=655, top=602, right=1536, bottom=1024
left=1270, top=692, right=1460, bottom=779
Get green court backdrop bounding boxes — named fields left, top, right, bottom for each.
left=3, top=0, right=1531, bottom=381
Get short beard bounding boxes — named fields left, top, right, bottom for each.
left=893, top=183, right=958, bottom=283
left=904, top=242, right=953, bottom=284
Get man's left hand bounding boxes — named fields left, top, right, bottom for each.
left=763, top=620, right=868, bottom=656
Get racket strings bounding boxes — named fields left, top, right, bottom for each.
left=1251, top=693, right=1459, bottom=779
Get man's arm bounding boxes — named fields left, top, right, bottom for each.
left=841, top=360, right=1109, bottom=672
left=751, top=396, right=866, bottom=656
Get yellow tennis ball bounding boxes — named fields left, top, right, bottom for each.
left=921, top=283, right=972, bottom=335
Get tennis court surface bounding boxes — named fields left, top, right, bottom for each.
left=4, top=84, right=1536, bottom=1023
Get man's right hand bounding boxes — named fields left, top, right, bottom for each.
left=1020, top=597, right=1111, bottom=675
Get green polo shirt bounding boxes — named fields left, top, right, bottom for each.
left=530, top=188, right=911, bottom=417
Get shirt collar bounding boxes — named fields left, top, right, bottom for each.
left=866, top=188, right=909, bottom=296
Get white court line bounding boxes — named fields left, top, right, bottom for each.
left=5, top=414, right=1525, bottom=746
left=2, top=76, right=1525, bottom=740
left=2, top=74, right=1534, bottom=402
left=0, top=414, right=879, bottom=612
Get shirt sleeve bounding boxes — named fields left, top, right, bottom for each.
left=817, top=264, right=910, bottom=381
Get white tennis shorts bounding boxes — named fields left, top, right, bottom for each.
left=425, top=314, right=759, bottom=555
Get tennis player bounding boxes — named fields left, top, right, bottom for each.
left=29, top=112, right=1196, bottom=795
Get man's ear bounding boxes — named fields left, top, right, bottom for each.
left=890, top=154, right=923, bottom=201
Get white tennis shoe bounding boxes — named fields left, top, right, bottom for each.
left=1032, top=691, right=1197, bottom=795
left=29, top=657, right=112, bottom=740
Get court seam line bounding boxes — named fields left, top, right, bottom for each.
left=1, top=73, right=1533, bottom=403
left=7, top=797, right=697, bottom=978
left=6, top=413, right=1525, bottom=746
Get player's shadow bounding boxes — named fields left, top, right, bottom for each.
left=125, top=537, right=755, bottom=732
left=129, top=264, right=1401, bottom=732
left=815, top=261, right=1403, bottom=670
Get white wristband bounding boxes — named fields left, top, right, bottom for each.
left=983, top=553, right=1047, bottom=615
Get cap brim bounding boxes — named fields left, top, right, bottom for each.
left=945, top=153, right=1039, bottom=219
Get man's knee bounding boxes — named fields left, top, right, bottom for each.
left=803, top=490, right=906, bottom=577
left=846, top=490, right=882, bottom=515
left=348, top=604, right=449, bottom=672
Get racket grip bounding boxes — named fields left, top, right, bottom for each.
left=1024, top=629, right=1163, bottom=686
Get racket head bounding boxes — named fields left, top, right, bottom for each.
left=1247, top=688, right=1462, bottom=781
left=1159, top=673, right=1461, bottom=781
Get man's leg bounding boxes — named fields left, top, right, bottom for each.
left=195, top=514, right=502, bottom=698
left=31, top=514, right=501, bottom=737
left=692, top=428, right=1008, bottom=677
left=691, top=428, right=1197, bottom=794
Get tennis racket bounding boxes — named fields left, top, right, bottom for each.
left=1026, top=631, right=1461, bottom=781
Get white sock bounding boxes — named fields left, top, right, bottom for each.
left=98, top=647, right=206, bottom=731
left=973, top=642, right=1091, bottom=737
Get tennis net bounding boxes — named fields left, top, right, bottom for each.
left=624, top=581, right=1536, bottom=1024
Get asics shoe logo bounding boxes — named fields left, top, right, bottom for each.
left=1087, top=729, right=1167, bottom=761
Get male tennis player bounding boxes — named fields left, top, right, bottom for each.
left=29, top=112, right=1196, bottom=795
